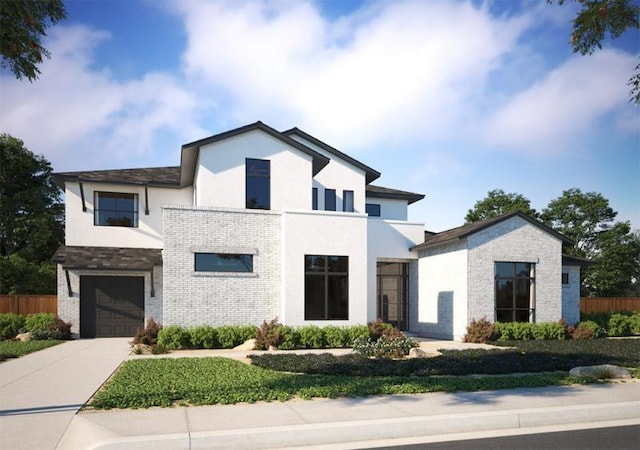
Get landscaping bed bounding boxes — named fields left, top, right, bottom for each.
left=0, top=340, right=62, bottom=360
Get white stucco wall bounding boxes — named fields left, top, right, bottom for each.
left=367, top=219, right=424, bottom=322
left=562, top=265, right=581, bottom=325
left=64, top=182, right=192, bottom=248
left=414, top=242, right=468, bottom=340
left=467, top=217, right=563, bottom=324
left=196, top=130, right=314, bottom=211
left=281, top=210, right=368, bottom=326
left=365, top=197, right=409, bottom=221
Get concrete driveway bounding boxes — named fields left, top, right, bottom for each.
left=0, top=338, right=131, bottom=450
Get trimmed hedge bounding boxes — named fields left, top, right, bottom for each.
left=581, top=311, right=640, bottom=337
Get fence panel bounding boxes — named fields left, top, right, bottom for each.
left=580, top=297, right=640, bottom=314
left=0, top=295, right=58, bottom=315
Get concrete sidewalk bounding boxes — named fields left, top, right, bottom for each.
left=58, top=383, right=640, bottom=450
left=0, top=338, right=131, bottom=450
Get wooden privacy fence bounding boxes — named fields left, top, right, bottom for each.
left=0, top=295, right=58, bottom=315
left=580, top=297, right=640, bottom=314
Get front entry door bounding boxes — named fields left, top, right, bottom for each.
left=377, top=262, right=408, bottom=330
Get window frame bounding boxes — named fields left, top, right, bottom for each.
left=343, top=190, right=354, bottom=212
left=194, top=253, right=254, bottom=273
left=312, top=187, right=318, bottom=210
left=562, top=272, right=569, bottom=285
left=304, top=255, right=349, bottom=320
left=325, top=189, right=336, bottom=211
left=245, top=158, right=270, bottom=210
left=94, top=191, right=139, bottom=227
left=495, top=261, right=535, bottom=323
left=365, top=203, right=381, bottom=217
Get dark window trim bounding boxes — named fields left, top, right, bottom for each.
left=312, top=187, right=318, bottom=210
left=325, top=189, right=336, bottom=211
left=94, top=191, right=139, bottom=227
left=495, top=261, right=535, bottom=323
left=366, top=203, right=381, bottom=217
left=343, top=190, right=354, bottom=212
left=246, top=158, right=270, bottom=210
left=194, top=253, right=254, bottom=273
left=305, top=255, right=349, bottom=320
left=562, top=272, right=569, bottom=284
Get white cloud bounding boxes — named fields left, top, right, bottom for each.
left=482, top=50, right=637, bottom=156
left=0, top=25, right=205, bottom=171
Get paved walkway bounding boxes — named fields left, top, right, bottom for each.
left=0, top=338, right=131, bottom=450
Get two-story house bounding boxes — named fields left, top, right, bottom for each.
left=52, top=121, right=585, bottom=340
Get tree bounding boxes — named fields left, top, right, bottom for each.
left=540, top=188, right=616, bottom=256
left=465, top=189, right=538, bottom=223
left=0, top=134, right=63, bottom=294
left=550, top=0, right=640, bottom=104
left=582, top=222, right=640, bottom=296
left=0, top=0, right=67, bottom=81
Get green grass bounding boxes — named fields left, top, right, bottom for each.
left=90, top=357, right=594, bottom=409
left=0, top=340, right=62, bottom=359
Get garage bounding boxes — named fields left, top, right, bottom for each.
left=80, top=276, right=144, bottom=338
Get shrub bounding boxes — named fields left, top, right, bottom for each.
left=255, top=318, right=283, bottom=350
left=24, top=313, right=56, bottom=332
left=323, top=326, right=350, bottom=348
left=31, top=317, right=72, bottom=340
left=464, top=317, right=495, bottom=343
left=277, top=325, right=299, bottom=350
left=190, top=325, right=218, bottom=349
left=0, top=313, right=25, bottom=340
left=352, top=335, right=418, bottom=359
left=237, top=325, right=260, bottom=343
left=533, top=322, right=566, bottom=340
left=132, top=318, right=162, bottom=346
left=630, top=312, right=640, bottom=335
left=298, top=325, right=325, bottom=349
left=216, top=325, right=257, bottom=349
left=158, top=325, right=191, bottom=350
left=607, top=313, right=633, bottom=337
left=346, top=325, right=370, bottom=346
left=572, top=321, right=603, bottom=340
left=367, top=319, right=403, bottom=340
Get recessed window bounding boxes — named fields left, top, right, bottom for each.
left=94, top=192, right=138, bottom=227
left=562, top=273, right=569, bottom=284
left=246, top=158, right=270, bottom=210
left=305, top=255, right=348, bottom=320
left=495, top=262, right=535, bottom=322
left=343, top=190, right=354, bottom=212
left=312, top=187, right=318, bottom=210
left=365, top=203, right=381, bottom=217
left=325, top=189, right=336, bottom=211
left=194, top=253, right=253, bottom=272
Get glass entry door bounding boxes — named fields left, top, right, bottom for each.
left=377, top=262, right=408, bottom=330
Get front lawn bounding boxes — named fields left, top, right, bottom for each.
left=0, top=340, right=62, bottom=360
left=90, top=356, right=590, bottom=409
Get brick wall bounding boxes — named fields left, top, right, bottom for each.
left=162, top=205, right=281, bottom=327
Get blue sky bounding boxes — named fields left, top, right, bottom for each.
left=1, top=0, right=638, bottom=232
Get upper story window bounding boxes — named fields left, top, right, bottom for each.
left=94, top=192, right=138, bottom=227
left=325, top=189, right=336, bottom=211
left=195, top=253, right=253, bottom=272
left=246, top=158, right=270, bottom=210
left=365, top=203, right=381, bottom=217
left=312, top=187, right=318, bottom=210
left=343, top=190, right=354, bottom=212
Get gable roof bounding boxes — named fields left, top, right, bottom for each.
left=411, top=211, right=572, bottom=251
left=562, top=254, right=595, bottom=267
left=283, top=127, right=381, bottom=184
left=53, top=166, right=180, bottom=188
left=366, top=184, right=425, bottom=205
left=180, top=121, right=330, bottom=187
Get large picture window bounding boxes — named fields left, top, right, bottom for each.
left=195, top=253, right=253, bottom=272
left=94, top=192, right=138, bottom=227
left=305, top=255, right=348, bottom=320
left=495, top=262, right=535, bottom=322
left=246, top=158, right=270, bottom=209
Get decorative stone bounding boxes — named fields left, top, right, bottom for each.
left=408, top=347, right=428, bottom=358
left=569, top=364, right=632, bottom=379
left=16, top=332, right=31, bottom=342
left=234, top=338, right=257, bottom=351
left=131, top=343, right=151, bottom=354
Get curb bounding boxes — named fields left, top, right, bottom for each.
left=59, top=401, right=640, bottom=450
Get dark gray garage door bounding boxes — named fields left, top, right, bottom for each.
left=80, top=276, right=144, bottom=338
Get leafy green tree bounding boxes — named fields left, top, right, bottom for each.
left=549, top=0, right=640, bottom=104
left=540, top=188, right=616, bottom=256
left=0, top=0, right=67, bottom=81
left=582, top=222, right=640, bottom=296
left=0, top=134, right=63, bottom=294
left=465, top=189, right=538, bottom=223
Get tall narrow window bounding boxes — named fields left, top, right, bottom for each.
left=343, top=190, right=354, bottom=212
left=246, top=158, right=270, bottom=209
left=495, top=262, right=535, bottom=322
left=325, top=189, right=336, bottom=211
left=312, top=187, right=318, bottom=210
left=94, top=192, right=138, bottom=227
left=305, top=255, right=348, bottom=320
